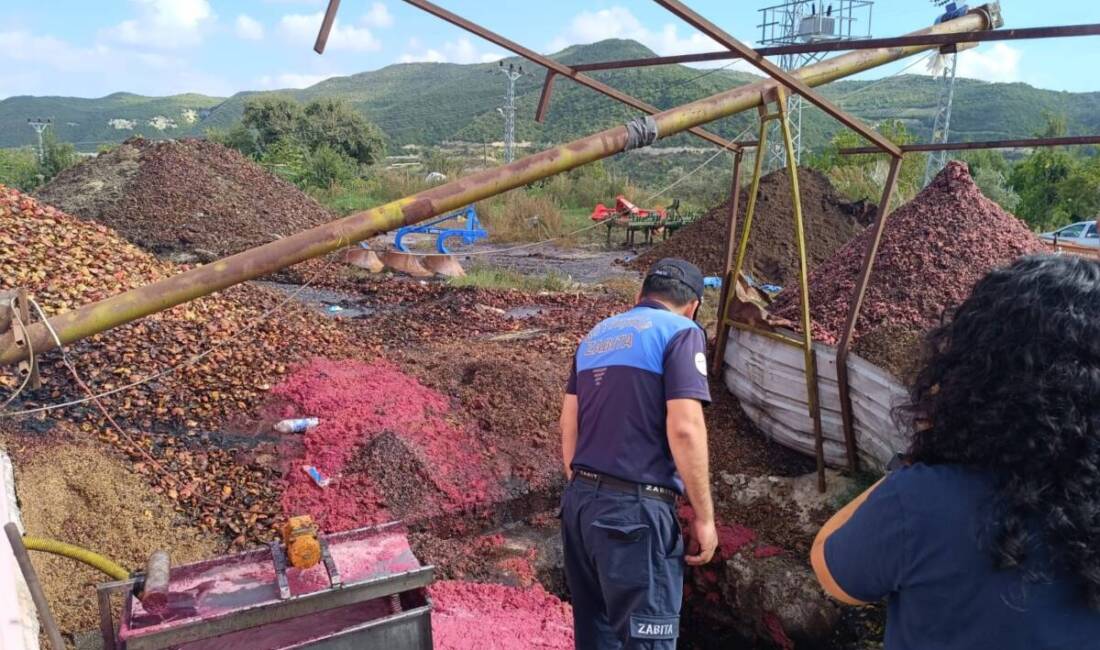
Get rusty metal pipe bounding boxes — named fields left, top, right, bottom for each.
left=0, top=8, right=999, bottom=366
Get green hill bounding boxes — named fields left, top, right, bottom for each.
left=3, top=39, right=1099, bottom=153
left=0, top=92, right=224, bottom=149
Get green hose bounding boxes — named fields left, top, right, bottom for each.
left=22, top=536, right=130, bottom=581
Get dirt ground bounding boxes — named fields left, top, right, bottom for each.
left=4, top=429, right=225, bottom=639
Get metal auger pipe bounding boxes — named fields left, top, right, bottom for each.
left=0, top=6, right=1001, bottom=365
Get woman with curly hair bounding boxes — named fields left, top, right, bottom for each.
left=811, top=254, right=1100, bottom=649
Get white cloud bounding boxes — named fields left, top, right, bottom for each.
left=955, top=43, right=1022, bottom=83
left=256, top=72, right=338, bottom=89
left=279, top=11, right=382, bottom=51
left=235, top=15, right=264, bottom=41
left=363, top=3, right=394, bottom=29
left=104, top=0, right=215, bottom=49
left=399, top=37, right=504, bottom=64
left=549, top=6, right=755, bottom=72
left=0, top=30, right=232, bottom=98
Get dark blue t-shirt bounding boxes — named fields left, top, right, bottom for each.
left=565, top=300, right=710, bottom=493
left=824, top=463, right=1100, bottom=650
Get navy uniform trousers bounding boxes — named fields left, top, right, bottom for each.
left=560, top=477, right=684, bottom=649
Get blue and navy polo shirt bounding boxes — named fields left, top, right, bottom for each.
left=565, top=299, right=711, bottom=493
left=816, top=463, right=1100, bottom=649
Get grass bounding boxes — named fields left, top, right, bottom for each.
left=448, top=264, right=576, bottom=293
left=829, top=469, right=884, bottom=510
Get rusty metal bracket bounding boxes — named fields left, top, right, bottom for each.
left=313, top=0, right=341, bottom=54
left=2, top=289, right=40, bottom=391
left=534, top=71, right=558, bottom=123
left=654, top=0, right=903, bottom=157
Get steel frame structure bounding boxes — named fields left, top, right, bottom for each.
left=566, top=24, right=1100, bottom=72
left=1, top=2, right=1026, bottom=490
left=756, top=1, right=875, bottom=168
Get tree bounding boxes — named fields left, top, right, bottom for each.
left=961, top=150, right=1020, bottom=213
left=259, top=139, right=309, bottom=185
left=300, top=98, right=386, bottom=166
left=0, top=148, right=41, bottom=191
left=1010, top=148, right=1079, bottom=231
left=809, top=119, right=927, bottom=208
left=302, top=144, right=357, bottom=189
left=241, top=95, right=304, bottom=153
left=38, top=130, right=78, bottom=182
left=207, top=124, right=259, bottom=158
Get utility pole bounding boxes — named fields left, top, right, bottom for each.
left=494, top=62, right=525, bottom=163
left=27, top=118, right=51, bottom=163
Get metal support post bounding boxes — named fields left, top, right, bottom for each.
left=712, top=149, right=744, bottom=375
left=774, top=92, right=827, bottom=493
left=835, top=155, right=903, bottom=472
left=711, top=88, right=827, bottom=490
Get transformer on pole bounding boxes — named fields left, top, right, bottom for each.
left=757, top=1, right=874, bottom=169
left=494, top=62, right=525, bottom=163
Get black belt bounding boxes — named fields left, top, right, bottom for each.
left=572, top=469, right=678, bottom=504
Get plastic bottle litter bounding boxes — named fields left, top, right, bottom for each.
left=703, top=276, right=722, bottom=289
left=274, top=417, right=320, bottom=434
left=302, top=465, right=331, bottom=488
left=326, top=305, right=345, bottom=313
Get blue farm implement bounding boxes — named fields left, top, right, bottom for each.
left=394, top=205, right=487, bottom=254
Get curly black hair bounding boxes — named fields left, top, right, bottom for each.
left=903, top=254, right=1100, bottom=609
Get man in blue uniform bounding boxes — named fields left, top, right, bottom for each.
left=559, top=258, right=717, bottom=649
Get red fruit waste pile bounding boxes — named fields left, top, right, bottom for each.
left=630, top=167, right=869, bottom=285
left=36, top=137, right=335, bottom=264
left=273, top=358, right=508, bottom=532
left=429, top=580, right=574, bottom=650
left=0, top=184, right=362, bottom=543
left=769, top=162, right=1045, bottom=379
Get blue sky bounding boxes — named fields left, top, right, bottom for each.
left=0, top=1, right=1095, bottom=99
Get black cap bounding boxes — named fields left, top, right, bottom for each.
left=645, top=258, right=705, bottom=302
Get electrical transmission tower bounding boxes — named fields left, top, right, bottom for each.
left=27, top=118, right=51, bottom=163
left=757, top=1, right=873, bottom=169
left=494, top=62, right=525, bottom=163
left=923, top=52, right=958, bottom=185
left=924, top=1, right=964, bottom=185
